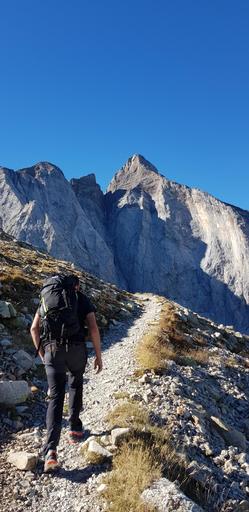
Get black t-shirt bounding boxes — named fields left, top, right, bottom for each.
left=73, top=291, right=96, bottom=342
left=38, top=291, right=96, bottom=344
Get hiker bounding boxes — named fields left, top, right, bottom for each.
left=30, top=274, right=102, bottom=473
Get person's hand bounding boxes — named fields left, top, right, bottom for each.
left=94, top=355, right=103, bottom=373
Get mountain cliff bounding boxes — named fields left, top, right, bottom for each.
left=106, top=155, right=249, bottom=332
left=0, top=162, right=120, bottom=285
left=0, top=155, right=249, bottom=333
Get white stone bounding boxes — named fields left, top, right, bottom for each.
left=141, top=478, right=204, bottom=511
left=97, top=484, right=107, bottom=493
left=111, top=427, right=130, bottom=446
left=138, top=374, right=151, bottom=384
left=7, top=451, right=37, bottom=471
left=214, top=332, right=222, bottom=338
left=88, top=440, right=112, bottom=458
left=0, top=380, right=30, bottom=405
left=80, top=436, right=97, bottom=451
left=100, top=435, right=111, bottom=446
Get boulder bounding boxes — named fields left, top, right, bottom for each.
left=0, top=380, right=30, bottom=405
left=0, top=301, right=17, bottom=318
left=111, top=427, right=130, bottom=446
left=7, top=451, right=37, bottom=471
left=12, top=350, right=34, bottom=371
left=0, top=301, right=11, bottom=318
left=141, top=478, right=204, bottom=511
left=210, top=416, right=247, bottom=451
left=88, top=440, right=112, bottom=458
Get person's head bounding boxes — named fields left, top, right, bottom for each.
left=73, top=275, right=80, bottom=291
left=66, top=274, right=80, bottom=290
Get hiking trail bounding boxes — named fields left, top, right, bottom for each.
left=1, top=294, right=163, bottom=512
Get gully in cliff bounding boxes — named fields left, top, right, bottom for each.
left=30, top=274, right=103, bottom=473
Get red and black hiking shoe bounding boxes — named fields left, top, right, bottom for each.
left=44, top=450, right=59, bottom=473
left=68, top=430, right=84, bottom=444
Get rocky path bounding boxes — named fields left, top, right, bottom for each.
left=1, top=294, right=163, bottom=512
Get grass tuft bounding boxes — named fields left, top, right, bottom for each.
left=112, top=391, right=131, bottom=400
left=136, top=302, right=209, bottom=372
left=106, top=401, right=149, bottom=429
left=103, top=439, right=161, bottom=512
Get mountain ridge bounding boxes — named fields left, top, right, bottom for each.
left=1, top=156, right=248, bottom=212
left=0, top=155, right=248, bottom=333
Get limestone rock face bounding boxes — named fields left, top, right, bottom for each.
left=0, top=162, right=119, bottom=284
left=107, top=154, right=249, bottom=333
left=70, top=174, right=106, bottom=239
left=1, top=155, right=249, bottom=333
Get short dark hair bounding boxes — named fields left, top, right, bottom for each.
left=65, top=274, right=79, bottom=287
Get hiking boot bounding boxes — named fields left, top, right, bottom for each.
left=44, top=450, right=59, bottom=473
left=68, top=430, right=84, bottom=444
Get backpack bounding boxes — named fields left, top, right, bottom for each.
left=40, top=274, right=80, bottom=344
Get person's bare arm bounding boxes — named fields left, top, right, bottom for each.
left=30, top=312, right=44, bottom=362
left=85, top=312, right=102, bottom=373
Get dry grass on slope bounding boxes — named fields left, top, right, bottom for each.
left=104, top=400, right=208, bottom=512
left=106, top=401, right=150, bottom=429
left=0, top=234, right=136, bottom=338
left=104, top=402, right=176, bottom=512
left=136, top=302, right=209, bottom=372
left=103, top=439, right=160, bottom=512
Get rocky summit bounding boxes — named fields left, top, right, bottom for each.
left=0, top=155, right=249, bottom=332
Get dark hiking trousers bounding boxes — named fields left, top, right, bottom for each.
left=43, top=342, right=87, bottom=455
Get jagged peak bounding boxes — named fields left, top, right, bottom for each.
left=17, top=162, right=64, bottom=178
left=107, top=154, right=161, bottom=193
left=124, top=154, right=159, bottom=174
left=71, top=173, right=97, bottom=186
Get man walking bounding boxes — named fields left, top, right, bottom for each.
left=30, top=274, right=102, bottom=473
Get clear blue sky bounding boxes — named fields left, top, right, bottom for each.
left=0, top=0, right=248, bottom=210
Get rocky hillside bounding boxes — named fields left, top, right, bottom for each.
left=1, top=155, right=249, bottom=333
left=0, top=228, right=137, bottom=434
left=1, top=230, right=249, bottom=512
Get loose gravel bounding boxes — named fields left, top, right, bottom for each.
left=1, top=294, right=163, bottom=512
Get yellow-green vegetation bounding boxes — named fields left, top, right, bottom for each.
left=106, top=401, right=149, bottom=429
left=63, top=402, right=69, bottom=416
left=104, top=401, right=211, bottom=511
left=176, top=349, right=209, bottom=367
left=82, top=448, right=109, bottom=465
left=136, top=302, right=209, bottom=372
left=103, top=439, right=160, bottom=512
left=103, top=401, right=194, bottom=512
left=112, top=391, right=131, bottom=400
left=0, top=234, right=136, bottom=339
